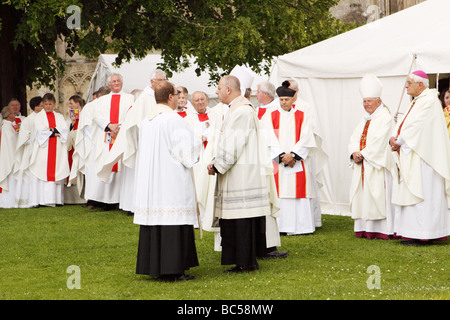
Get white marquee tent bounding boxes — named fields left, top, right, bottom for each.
left=85, top=53, right=277, bottom=106
left=275, top=0, right=450, bottom=215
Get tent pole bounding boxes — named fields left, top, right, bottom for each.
left=394, top=53, right=417, bottom=122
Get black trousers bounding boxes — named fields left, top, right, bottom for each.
left=136, top=225, right=199, bottom=278
left=219, top=216, right=267, bottom=267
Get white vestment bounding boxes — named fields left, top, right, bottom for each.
left=348, top=105, right=395, bottom=237
left=257, top=98, right=279, bottom=120
left=84, top=92, right=134, bottom=204
left=68, top=99, right=98, bottom=198
left=14, top=112, right=38, bottom=207
left=184, top=109, right=213, bottom=227
left=64, top=116, right=85, bottom=204
left=201, top=102, right=281, bottom=250
left=294, top=98, right=327, bottom=227
left=392, top=88, right=450, bottom=240
left=261, top=106, right=317, bottom=235
left=133, top=104, right=202, bottom=226
left=28, top=110, right=70, bottom=206
left=0, top=120, right=20, bottom=208
left=98, top=91, right=157, bottom=212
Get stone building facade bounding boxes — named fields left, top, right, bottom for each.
left=331, top=0, right=426, bottom=24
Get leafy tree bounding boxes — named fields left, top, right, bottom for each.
left=0, top=0, right=353, bottom=114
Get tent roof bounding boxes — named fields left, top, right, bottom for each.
left=277, top=0, right=450, bottom=79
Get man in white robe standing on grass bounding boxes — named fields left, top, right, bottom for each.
left=68, top=86, right=110, bottom=205
left=288, top=79, right=327, bottom=228
left=134, top=80, right=202, bottom=282
left=184, top=91, right=212, bottom=227
left=349, top=74, right=395, bottom=239
left=261, top=81, right=317, bottom=235
left=14, top=97, right=43, bottom=208
left=207, top=75, right=279, bottom=272
left=97, top=70, right=163, bottom=214
left=28, top=93, right=69, bottom=207
left=0, top=106, right=20, bottom=208
left=389, top=70, right=450, bottom=246
left=84, top=73, right=134, bottom=210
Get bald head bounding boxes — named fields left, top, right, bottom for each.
left=216, top=75, right=241, bottom=104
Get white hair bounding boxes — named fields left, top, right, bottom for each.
left=258, top=81, right=276, bottom=98
left=150, top=69, right=166, bottom=80
left=107, top=73, right=123, bottom=83
left=409, top=73, right=429, bottom=88
left=287, top=79, right=298, bottom=90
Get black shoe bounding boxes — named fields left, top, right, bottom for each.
left=400, top=240, right=431, bottom=247
left=260, top=250, right=289, bottom=260
left=158, top=273, right=195, bottom=282
left=224, top=264, right=259, bottom=273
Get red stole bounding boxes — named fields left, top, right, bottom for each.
left=197, top=113, right=209, bottom=148
left=67, top=119, right=79, bottom=182
left=257, top=108, right=267, bottom=120
left=178, top=110, right=187, bottom=118
left=359, top=120, right=371, bottom=188
left=46, top=112, right=57, bottom=182
left=395, top=99, right=417, bottom=155
left=271, top=109, right=306, bottom=198
left=397, top=100, right=416, bottom=137
left=110, top=95, right=120, bottom=172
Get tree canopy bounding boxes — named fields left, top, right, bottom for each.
left=0, top=0, right=354, bottom=109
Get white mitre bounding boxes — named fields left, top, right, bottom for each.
left=360, top=73, right=382, bottom=98
left=230, top=65, right=254, bottom=94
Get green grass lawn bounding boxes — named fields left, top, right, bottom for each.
left=0, top=205, right=449, bottom=300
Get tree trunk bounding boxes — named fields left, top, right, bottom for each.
left=0, top=4, right=28, bottom=116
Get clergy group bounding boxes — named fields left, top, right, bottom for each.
left=1, top=66, right=449, bottom=282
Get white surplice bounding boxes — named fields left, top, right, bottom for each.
left=133, top=104, right=202, bottom=226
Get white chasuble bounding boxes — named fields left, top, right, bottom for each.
left=391, top=88, right=450, bottom=240
left=392, top=88, right=450, bottom=208
left=348, top=105, right=394, bottom=221
left=213, top=97, right=274, bottom=221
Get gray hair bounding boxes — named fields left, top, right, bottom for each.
left=287, top=79, right=298, bottom=90
left=107, top=73, right=123, bottom=84
left=409, top=73, right=429, bottom=88
left=150, top=69, right=166, bottom=81
left=258, top=81, right=276, bottom=98
left=1, top=106, right=12, bottom=119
